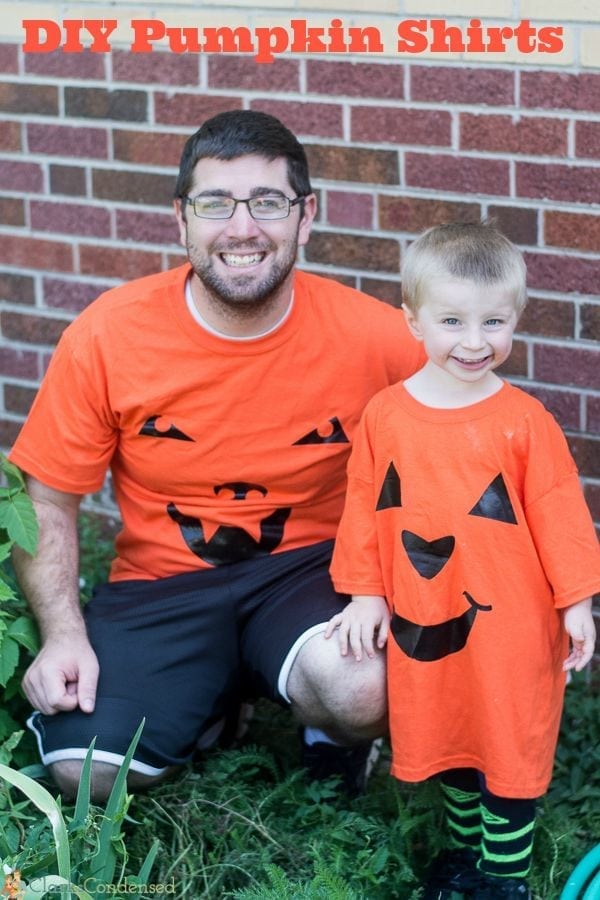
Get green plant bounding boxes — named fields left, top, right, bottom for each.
left=0, top=455, right=40, bottom=768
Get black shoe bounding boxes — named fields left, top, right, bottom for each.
left=421, top=848, right=479, bottom=899
left=470, top=873, right=530, bottom=899
left=300, top=733, right=381, bottom=796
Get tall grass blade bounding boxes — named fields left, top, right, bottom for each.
left=71, top=738, right=96, bottom=830
left=0, top=763, right=70, bottom=881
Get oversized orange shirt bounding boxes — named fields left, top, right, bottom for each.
left=331, top=382, right=600, bottom=798
left=10, top=265, right=424, bottom=582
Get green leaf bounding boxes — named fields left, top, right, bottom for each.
left=0, top=635, right=19, bottom=687
left=7, top=615, right=39, bottom=654
left=0, top=455, right=26, bottom=491
left=0, top=492, right=39, bottom=555
left=0, top=541, right=12, bottom=564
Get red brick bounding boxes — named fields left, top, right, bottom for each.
left=0, top=419, right=23, bottom=448
left=209, top=56, right=299, bottom=92
left=43, top=278, right=109, bottom=313
left=361, top=277, right=402, bottom=308
left=0, top=43, right=18, bottom=73
left=4, top=384, right=37, bottom=416
left=24, top=49, right=105, bottom=79
left=534, top=344, right=600, bottom=390
left=250, top=99, right=343, bottom=139
left=153, top=93, right=241, bottom=126
left=575, top=121, right=600, bottom=161
left=326, top=192, right=373, bottom=230
left=305, top=232, right=399, bottom=272
left=79, top=245, right=162, bottom=280
left=460, top=114, right=567, bottom=156
left=545, top=211, right=600, bottom=253
left=517, top=163, right=598, bottom=205
left=0, top=346, right=39, bottom=379
left=523, top=385, right=581, bottom=431
left=406, top=153, right=509, bottom=196
left=517, top=296, right=574, bottom=339
left=1, top=311, right=70, bottom=345
left=410, top=66, right=514, bottom=106
left=0, top=160, right=43, bottom=192
left=521, top=72, right=600, bottom=112
left=0, top=236, right=73, bottom=272
left=28, top=123, right=109, bottom=159
left=113, top=49, right=199, bottom=85
left=524, top=252, right=598, bottom=296
left=0, top=82, right=58, bottom=115
left=0, top=198, right=25, bottom=227
left=581, top=304, right=600, bottom=342
left=497, top=339, right=527, bottom=377
left=65, top=87, right=147, bottom=121
left=93, top=169, right=174, bottom=206
left=166, top=250, right=187, bottom=269
left=116, top=210, right=180, bottom=245
left=352, top=106, right=451, bottom=147
left=587, top=396, right=600, bottom=435
left=0, top=273, right=35, bottom=305
left=487, top=206, right=538, bottom=246
left=31, top=200, right=111, bottom=238
left=49, top=165, right=87, bottom=197
left=0, top=120, right=21, bottom=152
left=113, top=129, right=183, bottom=167
left=306, top=145, right=398, bottom=185
left=379, top=196, right=480, bottom=233
left=567, top=435, right=600, bottom=479
left=307, top=61, right=404, bottom=99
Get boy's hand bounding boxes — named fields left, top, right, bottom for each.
left=563, top=598, right=596, bottom=672
left=325, top=594, right=389, bottom=661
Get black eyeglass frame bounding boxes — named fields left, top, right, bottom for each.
left=183, top=194, right=308, bottom=221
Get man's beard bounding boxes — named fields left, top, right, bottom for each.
left=187, top=234, right=299, bottom=320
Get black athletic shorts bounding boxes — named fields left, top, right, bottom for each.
left=28, top=540, right=348, bottom=774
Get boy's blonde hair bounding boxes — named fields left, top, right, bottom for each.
left=401, top=221, right=528, bottom=314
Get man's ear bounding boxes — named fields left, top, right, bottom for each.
left=401, top=303, right=424, bottom=341
left=297, top=193, right=317, bottom=248
left=173, top=198, right=187, bottom=249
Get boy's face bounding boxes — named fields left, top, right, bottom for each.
left=403, top=278, right=519, bottom=387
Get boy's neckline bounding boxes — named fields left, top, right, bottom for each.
left=400, top=376, right=508, bottom=412
left=403, top=364, right=505, bottom=409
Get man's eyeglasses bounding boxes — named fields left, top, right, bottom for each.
left=184, top=194, right=307, bottom=221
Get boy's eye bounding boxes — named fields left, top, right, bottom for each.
left=442, top=317, right=460, bottom=325
left=485, top=318, right=503, bottom=326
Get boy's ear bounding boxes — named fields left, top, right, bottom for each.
left=401, top=303, right=424, bottom=341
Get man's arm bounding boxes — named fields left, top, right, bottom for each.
left=12, top=475, right=99, bottom=715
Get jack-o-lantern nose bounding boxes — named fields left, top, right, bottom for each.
left=402, top=530, right=455, bottom=579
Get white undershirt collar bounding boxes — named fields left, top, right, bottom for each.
left=185, top=277, right=294, bottom=341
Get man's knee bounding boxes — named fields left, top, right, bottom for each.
left=286, top=631, right=387, bottom=740
left=50, top=758, right=176, bottom=803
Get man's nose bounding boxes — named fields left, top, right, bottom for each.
left=223, top=201, right=263, bottom=239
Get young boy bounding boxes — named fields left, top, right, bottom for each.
left=326, top=222, right=599, bottom=899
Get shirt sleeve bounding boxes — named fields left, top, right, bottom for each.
left=330, top=398, right=387, bottom=596
left=523, top=407, right=600, bottom=608
left=9, top=322, right=118, bottom=494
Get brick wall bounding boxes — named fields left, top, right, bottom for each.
left=1, top=5, right=599, bottom=635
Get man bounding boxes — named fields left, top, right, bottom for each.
left=10, top=110, right=424, bottom=801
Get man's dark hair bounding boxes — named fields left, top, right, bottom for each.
left=174, top=109, right=312, bottom=200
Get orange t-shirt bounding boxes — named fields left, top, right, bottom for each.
left=331, top=382, right=600, bottom=797
left=10, top=265, right=424, bottom=582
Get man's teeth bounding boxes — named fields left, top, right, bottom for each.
left=222, top=252, right=264, bottom=267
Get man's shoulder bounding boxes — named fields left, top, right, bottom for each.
left=295, top=270, right=403, bottom=323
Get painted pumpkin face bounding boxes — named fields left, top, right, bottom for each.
left=376, top=462, right=518, bottom=662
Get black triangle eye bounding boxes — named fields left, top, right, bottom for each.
left=376, top=462, right=401, bottom=510
left=293, top=417, right=349, bottom=445
left=469, top=474, right=517, bottom=525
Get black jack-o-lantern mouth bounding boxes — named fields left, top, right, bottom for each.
left=167, top=482, right=291, bottom=566
left=376, top=465, right=518, bottom=662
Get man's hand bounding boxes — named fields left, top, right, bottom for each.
left=22, top=634, right=99, bottom=715
left=325, top=594, right=390, bottom=661
left=563, top=598, right=596, bottom=672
